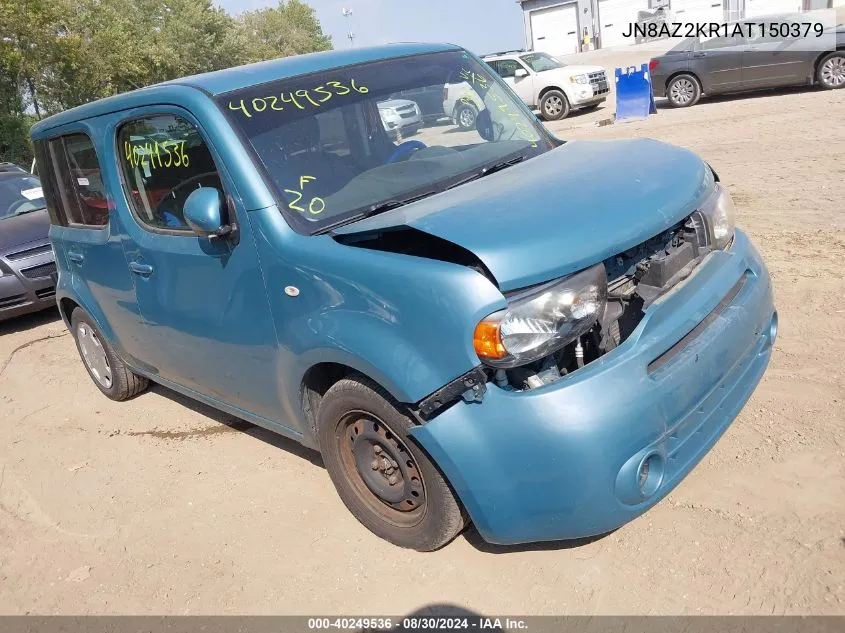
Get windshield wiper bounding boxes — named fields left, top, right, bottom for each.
left=317, top=190, right=438, bottom=235
left=446, top=155, right=526, bottom=190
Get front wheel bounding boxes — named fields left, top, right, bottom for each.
left=317, top=376, right=466, bottom=551
left=817, top=52, right=845, bottom=90
left=667, top=74, right=701, bottom=107
left=540, top=90, right=570, bottom=120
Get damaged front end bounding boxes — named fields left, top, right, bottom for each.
left=487, top=211, right=716, bottom=392
left=413, top=209, right=719, bottom=420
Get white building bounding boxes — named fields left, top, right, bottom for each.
left=518, top=0, right=842, bottom=54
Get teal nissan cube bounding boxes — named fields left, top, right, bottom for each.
left=31, top=44, right=777, bottom=551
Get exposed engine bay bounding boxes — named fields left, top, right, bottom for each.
left=494, top=211, right=712, bottom=392
left=337, top=210, right=715, bottom=416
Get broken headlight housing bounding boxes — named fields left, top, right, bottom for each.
left=474, top=264, right=607, bottom=368
left=699, top=183, right=736, bottom=249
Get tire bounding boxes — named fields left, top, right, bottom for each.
left=316, top=375, right=465, bottom=551
left=816, top=52, right=845, bottom=90
left=70, top=308, right=149, bottom=401
left=454, top=103, right=477, bottom=130
left=666, top=74, right=701, bottom=107
left=540, top=89, right=570, bottom=121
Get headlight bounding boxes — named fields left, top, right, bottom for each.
left=699, top=183, right=736, bottom=249
left=474, top=264, right=607, bottom=367
left=569, top=74, right=588, bottom=84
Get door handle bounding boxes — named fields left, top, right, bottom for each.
left=693, top=52, right=706, bottom=58
left=129, top=261, right=154, bottom=276
left=67, top=251, right=84, bottom=265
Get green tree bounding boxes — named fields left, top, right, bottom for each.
left=237, top=0, right=332, bottom=62
left=0, top=0, right=332, bottom=154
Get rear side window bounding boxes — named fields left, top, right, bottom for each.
left=493, top=60, right=521, bottom=79
left=48, top=133, right=109, bottom=227
left=117, top=115, right=223, bottom=232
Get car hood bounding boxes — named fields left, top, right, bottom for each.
left=378, top=99, right=416, bottom=109
left=335, top=138, right=714, bottom=292
left=545, top=64, right=606, bottom=78
left=0, top=209, right=50, bottom=254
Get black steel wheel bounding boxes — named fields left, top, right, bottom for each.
left=317, top=376, right=465, bottom=550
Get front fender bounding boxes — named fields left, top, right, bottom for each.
left=248, top=206, right=507, bottom=432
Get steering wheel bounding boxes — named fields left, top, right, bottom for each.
left=386, top=140, right=427, bottom=164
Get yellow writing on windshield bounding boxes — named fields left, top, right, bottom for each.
left=228, top=79, right=369, bottom=118
left=487, top=91, right=539, bottom=148
left=459, top=68, right=490, bottom=90
left=124, top=140, right=189, bottom=170
left=284, top=175, right=325, bottom=216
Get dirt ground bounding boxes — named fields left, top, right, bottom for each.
left=1, top=80, right=844, bottom=616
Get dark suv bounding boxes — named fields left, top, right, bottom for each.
left=0, top=170, right=57, bottom=320
left=650, top=14, right=845, bottom=107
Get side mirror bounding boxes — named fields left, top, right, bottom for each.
left=514, top=68, right=529, bottom=79
left=184, top=187, right=237, bottom=240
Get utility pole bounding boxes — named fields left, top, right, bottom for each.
left=342, top=8, right=355, bottom=47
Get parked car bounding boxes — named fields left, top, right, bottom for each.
left=0, top=162, right=27, bottom=173
left=0, top=171, right=57, bottom=320
left=390, top=85, right=445, bottom=123
left=32, top=43, right=776, bottom=551
left=482, top=50, right=609, bottom=120
left=377, top=98, right=423, bottom=138
left=650, top=13, right=845, bottom=107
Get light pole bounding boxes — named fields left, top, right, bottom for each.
left=342, top=8, right=355, bottom=47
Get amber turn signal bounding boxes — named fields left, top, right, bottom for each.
left=473, top=318, right=507, bottom=360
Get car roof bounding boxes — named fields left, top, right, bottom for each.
left=483, top=50, right=529, bottom=60
left=32, top=42, right=461, bottom=136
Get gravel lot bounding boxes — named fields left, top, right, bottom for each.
left=1, top=80, right=843, bottom=615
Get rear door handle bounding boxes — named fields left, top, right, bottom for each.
left=129, top=261, right=154, bottom=276
left=693, top=52, right=706, bottom=58
left=67, top=251, right=84, bottom=265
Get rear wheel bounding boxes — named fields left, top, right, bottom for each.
left=454, top=103, right=477, bottom=130
left=71, top=308, right=148, bottom=401
left=317, top=376, right=465, bottom=551
left=666, top=74, right=701, bottom=107
left=817, top=52, right=845, bottom=89
left=540, top=90, right=570, bottom=120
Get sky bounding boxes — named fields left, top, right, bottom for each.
left=218, top=0, right=527, bottom=56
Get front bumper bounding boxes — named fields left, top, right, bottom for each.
left=569, top=89, right=608, bottom=107
left=382, top=112, right=423, bottom=134
left=0, top=245, right=57, bottom=321
left=411, top=229, right=775, bottom=545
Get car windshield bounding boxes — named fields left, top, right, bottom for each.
left=218, top=49, right=554, bottom=233
left=0, top=174, right=46, bottom=220
left=520, top=52, right=563, bottom=72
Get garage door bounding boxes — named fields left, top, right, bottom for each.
left=672, top=0, right=725, bottom=26
left=743, top=0, right=802, bottom=18
left=530, top=3, right=579, bottom=56
left=598, top=0, right=649, bottom=48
